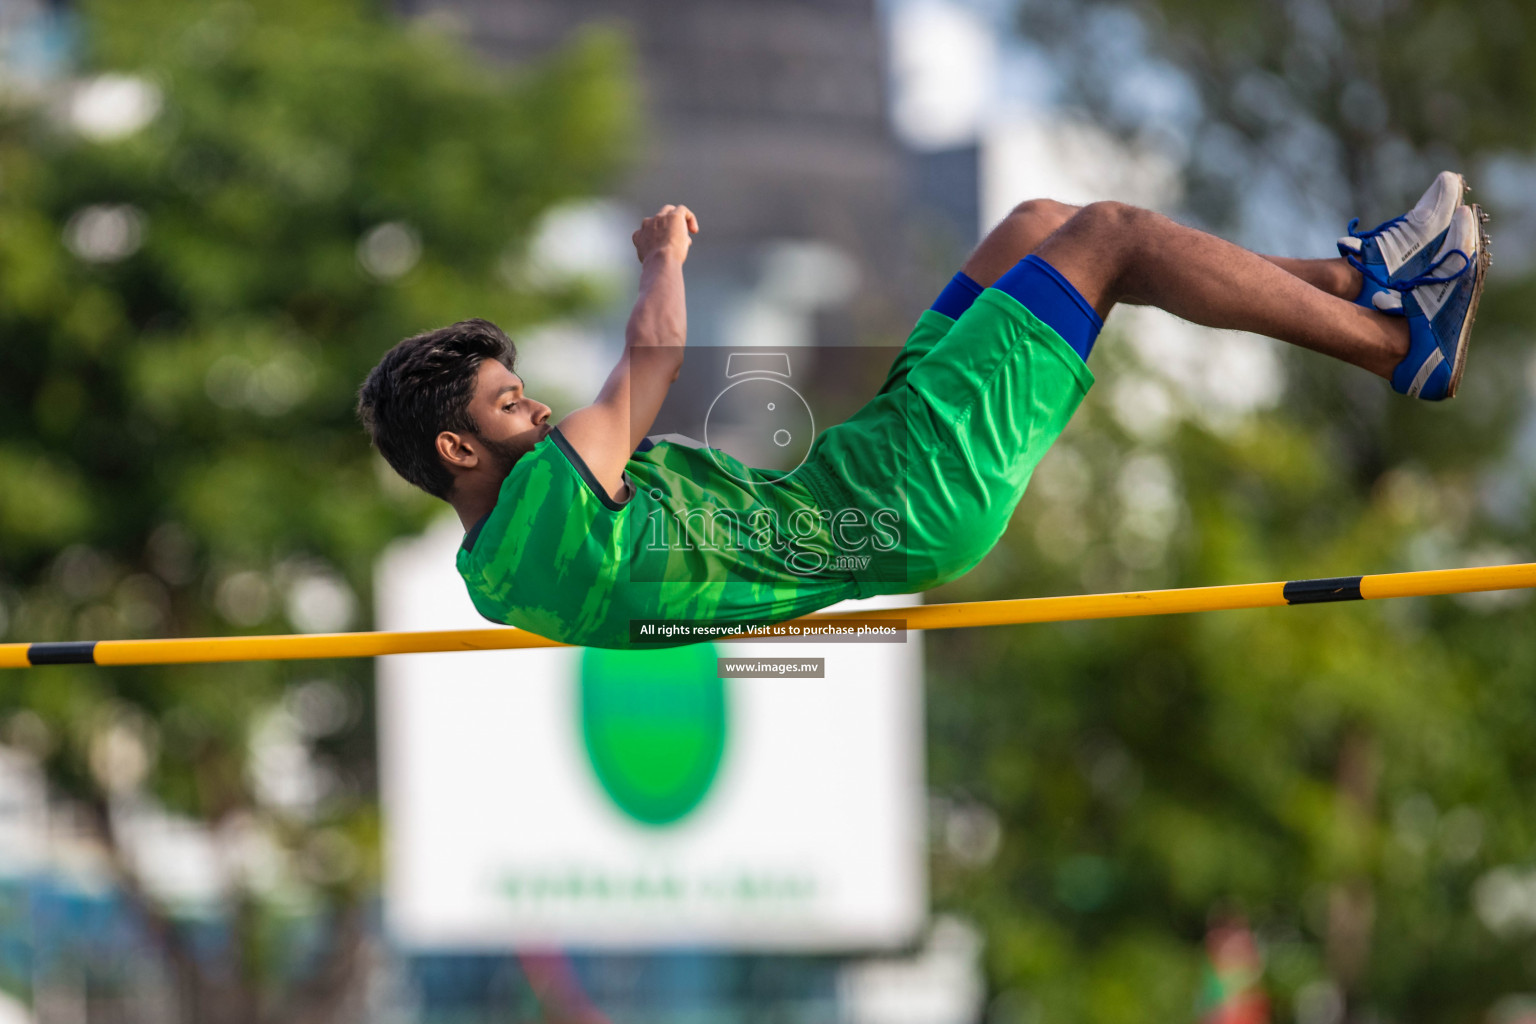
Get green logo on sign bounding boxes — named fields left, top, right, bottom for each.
left=579, top=644, right=727, bottom=827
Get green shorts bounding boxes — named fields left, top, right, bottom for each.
left=798, top=288, right=1095, bottom=597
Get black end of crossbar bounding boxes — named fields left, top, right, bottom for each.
left=28, top=642, right=99, bottom=665
left=1283, top=576, right=1364, bottom=604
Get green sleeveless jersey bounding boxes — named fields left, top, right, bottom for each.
left=455, top=428, right=863, bottom=649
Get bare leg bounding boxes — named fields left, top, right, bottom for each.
left=963, top=199, right=1364, bottom=302
left=964, top=199, right=1407, bottom=380
left=1264, top=255, right=1362, bottom=301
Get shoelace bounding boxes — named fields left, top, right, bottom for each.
left=1384, top=248, right=1473, bottom=292
left=1342, top=214, right=1473, bottom=293
left=1344, top=213, right=1406, bottom=242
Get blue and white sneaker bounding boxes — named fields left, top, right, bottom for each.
left=1339, top=170, right=1466, bottom=315
left=1393, top=204, right=1490, bottom=401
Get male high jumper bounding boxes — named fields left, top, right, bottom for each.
left=357, top=173, right=1488, bottom=648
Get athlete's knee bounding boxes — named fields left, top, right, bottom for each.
left=1050, top=201, right=1161, bottom=271
left=1069, top=200, right=1152, bottom=236
left=1007, top=198, right=1076, bottom=233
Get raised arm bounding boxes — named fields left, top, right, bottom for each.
left=556, top=204, right=698, bottom=502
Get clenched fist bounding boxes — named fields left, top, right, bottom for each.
left=632, top=204, right=699, bottom=265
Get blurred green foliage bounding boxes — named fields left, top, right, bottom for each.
left=925, top=1, right=1536, bottom=1021
left=0, top=0, right=630, bottom=1015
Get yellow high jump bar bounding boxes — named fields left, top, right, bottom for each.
left=2, top=562, right=1533, bottom=670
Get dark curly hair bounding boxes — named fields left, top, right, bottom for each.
left=357, top=319, right=518, bottom=499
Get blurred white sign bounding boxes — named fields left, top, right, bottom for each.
left=377, top=515, right=927, bottom=950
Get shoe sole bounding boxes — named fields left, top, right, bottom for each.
left=1446, top=200, right=1489, bottom=399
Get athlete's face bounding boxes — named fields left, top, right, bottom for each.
left=465, top=359, right=551, bottom=475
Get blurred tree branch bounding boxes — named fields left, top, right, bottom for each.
left=923, top=2, right=1536, bottom=1020
left=0, top=0, right=634, bottom=1018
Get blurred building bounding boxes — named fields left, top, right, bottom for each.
left=433, top=1, right=894, bottom=240
left=401, top=0, right=979, bottom=381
